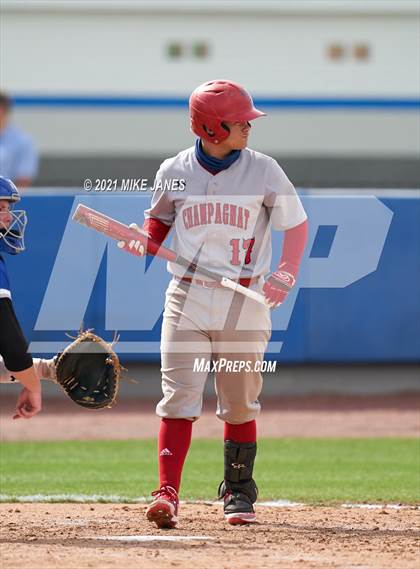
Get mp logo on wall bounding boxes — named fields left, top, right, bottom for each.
left=21, top=193, right=397, bottom=361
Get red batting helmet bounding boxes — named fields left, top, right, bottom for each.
left=189, top=79, right=266, bottom=144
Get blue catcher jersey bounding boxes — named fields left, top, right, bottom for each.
left=0, top=254, right=11, bottom=299
left=0, top=234, right=21, bottom=256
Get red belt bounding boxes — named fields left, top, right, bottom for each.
left=178, top=276, right=260, bottom=289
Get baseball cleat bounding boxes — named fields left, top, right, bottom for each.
left=225, top=511, right=257, bottom=525
left=218, top=480, right=258, bottom=526
left=146, top=485, right=179, bottom=529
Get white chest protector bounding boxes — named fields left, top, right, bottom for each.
left=145, top=146, right=307, bottom=279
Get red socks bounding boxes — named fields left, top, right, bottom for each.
left=224, top=420, right=257, bottom=443
left=158, top=418, right=192, bottom=492
left=157, top=419, right=256, bottom=493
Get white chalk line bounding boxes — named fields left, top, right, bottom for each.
left=341, top=503, right=418, bottom=510
left=0, top=494, right=300, bottom=506
left=0, top=494, right=416, bottom=509
left=0, top=494, right=149, bottom=504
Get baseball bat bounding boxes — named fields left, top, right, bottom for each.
left=72, top=204, right=268, bottom=307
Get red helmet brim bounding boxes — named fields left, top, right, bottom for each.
left=225, top=107, right=266, bottom=122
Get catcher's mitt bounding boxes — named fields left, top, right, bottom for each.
left=55, top=331, right=121, bottom=409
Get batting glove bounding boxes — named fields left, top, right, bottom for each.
left=263, top=263, right=296, bottom=309
left=117, top=223, right=146, bottom=256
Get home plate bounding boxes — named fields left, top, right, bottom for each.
left=96, top=535, right=214, bottom=542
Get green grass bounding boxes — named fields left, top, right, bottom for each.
left=0, top=439, right=419, bottom=504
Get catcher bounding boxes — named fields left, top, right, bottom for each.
left=0, top=177, right=120, bottom=416
left=0, top=176, right=42, bottom=419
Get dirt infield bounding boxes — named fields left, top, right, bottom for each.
left=1, top=393, right=419, bottom=568
left=1, top=503, right=419, bottom=569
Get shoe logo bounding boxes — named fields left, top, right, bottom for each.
left=160, top=448, right=173, bottom=456
left=231, top=462, right=246, bottom=469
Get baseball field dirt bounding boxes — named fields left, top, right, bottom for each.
left=1, top=503, right=419, bottom=569
left=1, top=392, right=419, bottom=568
left=1, top=393, right=419, bottom=440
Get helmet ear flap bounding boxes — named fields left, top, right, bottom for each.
left=203, top=122, right=230, bottom=139
left=203, top=125, right=215, bottom=137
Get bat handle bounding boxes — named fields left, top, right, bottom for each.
left=220, top=277, right=269, bottom=307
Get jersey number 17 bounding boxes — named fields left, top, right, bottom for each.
left=229, top=237, right=255, bottom=266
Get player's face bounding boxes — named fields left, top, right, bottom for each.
left=201, top=120, right=253, bottom=159
left=0, top=200, right=12, bottom=229
left=223, top=121, right=252, bottom=151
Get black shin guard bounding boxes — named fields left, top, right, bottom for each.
left=219, top=440, right=258, bottom=503
left=224, top=440, right=256, bottom=483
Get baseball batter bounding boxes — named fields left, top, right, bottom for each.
left=123, top=80, right=308, bottom=528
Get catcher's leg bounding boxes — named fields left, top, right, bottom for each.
left=0, top=356, right=56, bottom=383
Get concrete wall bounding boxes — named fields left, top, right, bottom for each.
left=2, top=1, right=419, bottom=186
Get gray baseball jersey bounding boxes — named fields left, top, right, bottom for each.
left=145, top=147, right=307, bottom=279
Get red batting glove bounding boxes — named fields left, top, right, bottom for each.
left=263, top=263, right=296, bottom=309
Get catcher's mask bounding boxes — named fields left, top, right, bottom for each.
left=0, top=176, right=27, bottom=253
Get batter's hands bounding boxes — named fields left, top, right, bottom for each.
left=13, top=387, right=42, bottom=420
left=263, top=263, right=296, bottom=309
left=117, top=223, right=146, bottom=256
